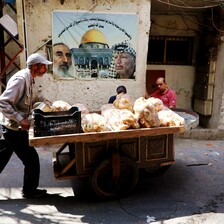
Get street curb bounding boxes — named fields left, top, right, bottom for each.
left=176, top=128, right=224, bottom=140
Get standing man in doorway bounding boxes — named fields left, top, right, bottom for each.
left=150, top=77, right=177, bottom=108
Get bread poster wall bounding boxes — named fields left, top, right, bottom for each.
left=52, top=10, right=138, bottom=80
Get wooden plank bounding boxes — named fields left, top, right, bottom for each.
left=53, top=152, right=78, bottom=179
left=112, top=151, right=120, bottom=179
left=29, top=126, right=185, bottom=147
left=59, top=158, right=76, bottom=176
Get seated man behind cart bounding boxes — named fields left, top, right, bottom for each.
left=108, top=85, right=127, bottom=104
left=149, top=77, right=177, bottom=108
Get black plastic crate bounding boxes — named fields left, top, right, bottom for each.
left=33, top=107, right=81, bottom=137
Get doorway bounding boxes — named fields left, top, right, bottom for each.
left=146, top=70, right=165, bottom=95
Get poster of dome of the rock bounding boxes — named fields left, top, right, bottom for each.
left=52, top=10, right=138, bottom=80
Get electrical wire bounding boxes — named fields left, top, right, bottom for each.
left=210, top=7, right=224, bottom=32
left=168, top=4, right=209, bottom=31
left=180, top=14, right=201, bottom=32
left=152, top=0, right=224, bottom=33
left=152, top=20, right=199, bottom=32
left=155, top=0, right=222, bottom=9
left=151, top=5, right=210, bottom=32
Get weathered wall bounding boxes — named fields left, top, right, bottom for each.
left=149, top=14, right=224, bottom=129
left=207, top=43, right=224, bottom=129
left=16, top=0, right=151, bottom=111
left=15, top=1, right=211, bottom=113
left=12, top=1, right=224, bottom=129
left=150, top=14, right=201, bottom=37
left=147, top=65, right=195, bottom=109
left=148, top=14, right=200, bottom=110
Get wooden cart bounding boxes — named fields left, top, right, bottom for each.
left=29, top=126, right=185, bottom=199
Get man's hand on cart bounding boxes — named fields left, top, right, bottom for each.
left=19, top=118, right=30, bottom=131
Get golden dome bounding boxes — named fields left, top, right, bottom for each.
left=81, top=29, right=108, bottom=45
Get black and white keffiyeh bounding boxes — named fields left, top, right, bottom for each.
left=112, top=42, right=136, bottom=58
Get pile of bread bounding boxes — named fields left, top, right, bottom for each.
left=35, top=94, right=185, bottom=133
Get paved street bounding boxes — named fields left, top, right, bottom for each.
left=0, top=138, right=224, bottom=224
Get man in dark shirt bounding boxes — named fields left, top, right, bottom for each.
left=108, top=86, right=127, bottom=104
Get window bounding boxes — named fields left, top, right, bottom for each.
left=147, top=36, right=194, bottom=65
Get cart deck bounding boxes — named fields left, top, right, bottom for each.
left=29, top=126, right=185, bottom=199
left=29, top=126, right=185, bottom=146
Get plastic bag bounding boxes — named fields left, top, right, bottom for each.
left=133, top=97, right=160, bottom=128
left=81, top=113, right=107, bottom=132
left=102, top=108, right=139, bottom=131
left=158, top=107, right=185, bottom=126
left=113, top=93, right=134, bottom=112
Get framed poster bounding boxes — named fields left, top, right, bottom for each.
left=52, top=10, right=138, bottom=79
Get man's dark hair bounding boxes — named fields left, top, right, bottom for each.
left=116, top=85, right=127, bottom=94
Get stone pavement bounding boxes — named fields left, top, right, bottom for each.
left=0, top=138, right=224, bottom=224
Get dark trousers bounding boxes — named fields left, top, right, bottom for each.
left=2, top=126, right=40, bottom=192
left=0, top=139, right=13, bottom=173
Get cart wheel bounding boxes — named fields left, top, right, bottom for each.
left=90, top=156, right=139, bottom=199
